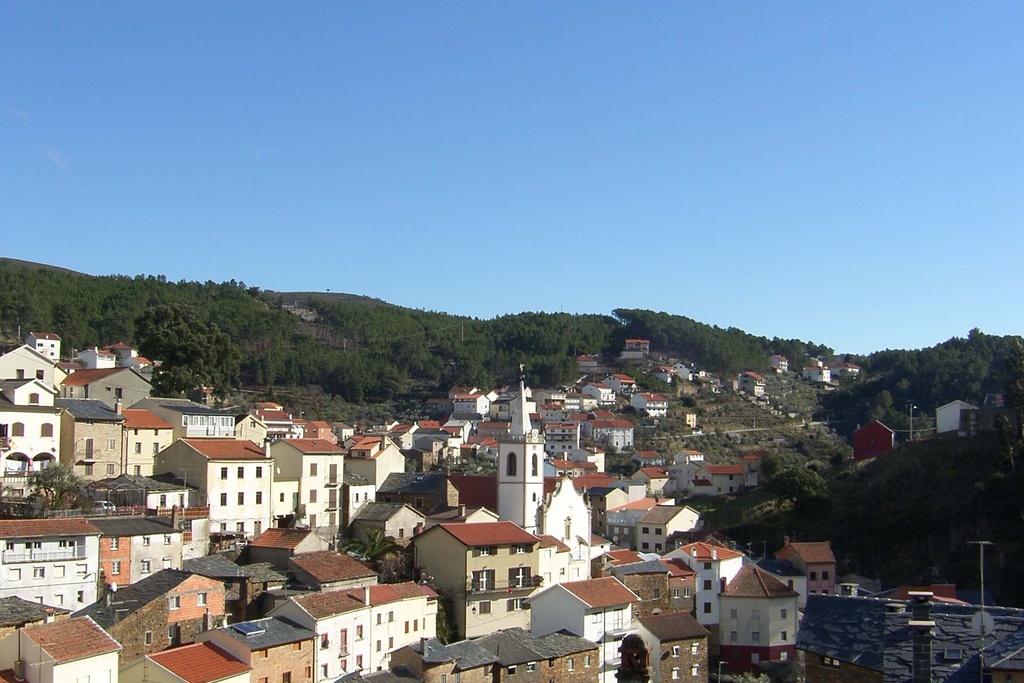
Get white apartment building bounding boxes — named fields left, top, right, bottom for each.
left=666, top=542, right=744, bottom=627
left=155, top=438, right=272, bottom=539
left=270, top=438, right=346, bottom=533
left=25, top=332, right=61, bottom=361
left=0, top=379, right=61, bottom=483
left=0, top=518, right=102, bottom=609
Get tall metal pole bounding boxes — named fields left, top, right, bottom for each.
left=970, top=540, right=994, bottom=683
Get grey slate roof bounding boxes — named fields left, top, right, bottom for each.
left=56, top=398, right=125, bottom=422
left=475, top=627, right=597, bottom=664
left=89, top=516, right=176, bottom=538
left=377, top=472, right=447, bottom=495
left=217, top=616, right=316, bottom=649
left=73, top=569, right=194, bottom=629
left=611, top=560, right=670, bottom=576
left=184, top=554, right=250, bottom=579
left=798, top=594, right=1024, bottom=682
left=90, top=473, right=195, bottom=493
left=336, top=666, right=420, bottom=683
left=755, top=557, right=804, bottom=577
left=344, top=471, right=372, bottom=486
left=353, top=502, right=414, bottom=522
left=141, top=397, right=234, bottom=416
left=0, top=597, right=70, bottom=628
left=411, top=637, right=499, bottom=671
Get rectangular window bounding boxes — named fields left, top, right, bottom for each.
left=111, top=561, right=121, bottom=575
left=164, top=535, right=172, bottom=545
left=143, top=536, right=151, bottom=546
left=478, top=602, right=491, bottom=614
left=781, top=630, right=788, bottom=641
left=134, top=442, right=142, bottom=454
left=810, top=571, right=817, bottom=580
left=652, top=588, right=661, bottom=599
left=672, top=668, right=680, bottom=680
left=256, top=466, right=263, bottom=478
left=152, top=443, right=159, bottom=454
left=672, top=646, right=680, bottom=657
left=142, top=560, right=151, bottom=573
left=691, top=643, right=699, bottom=655
left=691, top=665, right=699, bottom=676
left=33, top=567, right=45, bottom=578
left=220, top=467, right=228, bottom=480
left=145, top=631, right=153, bottom=645
left=752, top=631, right=760, bottom=643
left=568, top=659, right=575, bottom=672
left=730, top=631, right=737, bottom=643
left=106, top=463, right=115, bottom=476
left=110, top=537, right=119, bottom=550
left=729, top=609, right=737, bottom=619
left=309, top=489, right=317, bottom=503
left=256, top=491, right=263, bottom=505
left=238, top=466, right=245, bottom=478
left=310, top=463, right=318, bottom=476
left=781, top=608, right=787, bottom=619
left=85, top=463, right=93, bottom=476
left=683, top=587, right=691, bottom=598
left=169, top=595, right=180, bottom=609
left=220, top=493, right=228, bottom=506
left=751, top=609, right=760, bottom=621
left=507, top=598, right=524, bottom=611
left=823, top=570, right=830, bottom=580
left=703, top=580, right=712, bottom=591
left=238, top=492, right=245, bottom=505
left=508, top=666, right=517, bottom=676
left=703, top=602, right=712, bottom=614
left=107, top=438, right=116, bottom=450
left=526, top=663, right=535, bottom=673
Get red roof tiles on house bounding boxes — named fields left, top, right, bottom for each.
left=559, top=577, right=639, bottom=608
left=603, top=549, right=644, bottom=566
left=439, top=521, right=539, bottom=547
left=122, top=408, right=173, bottom=430
left=639, top=467, right=668, bottom=478
left=249, top=527, right=313, bottom=549
left=280, top=439, right=345, bottom=454
left=0, top=517, right=101, bottom=539
left=148, top=642, right=250, bottom=683
left=776, top=540, right=836, bottom=564
left=59, top=367, right=135, bottom=386
left=182, top=438, right=267, bottom=460
left=722, top=565, right=800, bottom=599
left=290, top=551, right=376, bottom=584
left=678, top=541, right=743, bottom=561
left=705, top=464, right=743, bottom=475
left=22, top=616, right=120, bottom=663
left=295, top=582, right=437, bottom=619
left=634, top=450, right=661, bottom=460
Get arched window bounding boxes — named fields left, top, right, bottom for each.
left=531, top=453, right=538, bottom=477
left=40, top=423, right=54, bottom=438
left=28, top=393, right=40, bottom=405
left=506, top=452, right=518, bottom=477
left=11, top=423, right=24, bottom=437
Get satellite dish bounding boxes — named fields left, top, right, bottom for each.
left=110, top=582, right=118, bottom=593
left=970, top=611, right=994, bottom=637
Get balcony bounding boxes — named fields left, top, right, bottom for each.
left=467, top=576, right=543, bottom=594
left=3, top=546, right=87, bottom=564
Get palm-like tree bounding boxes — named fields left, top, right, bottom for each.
left=342, top=528, right=401, bottom=563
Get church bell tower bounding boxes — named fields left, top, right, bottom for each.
left=497, top=368, right=545, bottom=534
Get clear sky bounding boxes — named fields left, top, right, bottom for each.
left=3, top=3, right=1022, bottom=355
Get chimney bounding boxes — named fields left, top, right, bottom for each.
left=363, top=586, right=371, bottom=606
left=171, top=505, right=180, bottom=530
left=783, top=536, right=790, bottom=547
left=458, top=504, right=466, bottom=517
left=414, top=522, right=424, bottom=536
left=838, top=582, right=858, bottom=597
left=114, top=398, right=122, bottom=415
left=720, top=577, right=727, bottom=593
left=44, top=608, right=55, bottom=624
left=712, top=547, right=717, bottom=560
left=203, top=609, right=212, bottom=631
left=420, top=636, right=429, bottom=654
left=908, top=592, right=935, bottom=683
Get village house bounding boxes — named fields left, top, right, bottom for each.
left=251, top=401, right=305, bottom=441
left=637, top=611, right=710, bottom=683
left=631, top=467, right=669, bottom=496
left=76, top=347, right=117, bottom=370
left=852, top=420, right=895, bottom=461
left=585, top=419, right=635, bottom=450
left=184, top=554, right=285, bottom=622
left=528, top=576, right=640, bottom=683
left=774, top=538, right=837, bottom=597
left=92, top=516, right=183, bottom=586
left=737, top=372, right=766, bottom=397
left=768, top=355, right=788, bottom=373
left=634, top=506, right=701, bottom=554
left=375, top=472, right=457, bottom=515
left=543, top=422, right=580, bottom=458
left=342, top=470, right=377, bottom=533
left=197, top=616, right=318, bottom=683
left=134, top=397, right=237, bottom=440
left=474, top=627, right=601, bottom=683
left=621, top=339, right=651, bottom=360
left=652, top=366, right=677, bottom=384
left=802, top=366, right=831, bottom=384
left=74, top=567, right=227, bottom=664
left=605, top=498, right=660, bottom=550
left=247, top=527, right=331, bottom=571
left=25, top=332, right=61, bottom=361
left=57, top=397, right=125, bottom=481
left=121, top=407, right=174, bottom=476
left=605, top=374, right=638, bottom=396
left=350, top=502, right=426, bottom=545
left=391, top=636, right=499, bottom=683
left=608, top=561, right=674, bottom=617
left=630, top=392, right=669, bottom=417
left=289, top=551, right=378, bottom=593
left=585, top=486, right=630, bottom=539
left=718, top=565, right=800, bottom=673
left=935, top=400, right=978, bottom=435
left=58, top=366, right=152, bottom=409
left=693, top=463, right=744, bottom=496
left=0, top=517, right=102, bottom=609
left=412, top=521, right=542, bottom=639
left=345, top=435, right=407, bottom=487
left=582, top=383, right=616, bottom=408
left=0, top=615, right=120, bottom=683
left=0, top=597, right=70, bottom=639
left=0, top=378, right=61, bottom=486
left=0, top=344, right=66, bottom=388
left=270, top=582, right=438, bottom=680
left=270, top=438, right=347, bottom=533
left=632, top=450, right=671, bottom=468
left=665, top=542, right=745, bottom=629
left=155, top=438, right=273, bottom=539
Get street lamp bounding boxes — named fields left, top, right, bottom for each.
left=970, top=540, right=995, bottom=683
left=717, top=660, right=726, bottom=682
left=907, top=404, right=918, bottom=441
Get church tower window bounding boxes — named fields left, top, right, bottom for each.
left=507, top=453, right=518, bottom=477
left=531, top=454, right=538, bottom=477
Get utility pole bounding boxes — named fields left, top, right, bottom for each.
left=907, top=403, right=917, bottom=441
left=970, top=540, right=995, bottom=683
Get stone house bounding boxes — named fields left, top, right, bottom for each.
left=637, top=611, right=710, bottom=683
left=73, top=567, right=227, bottom=664
left=610, top=561, right=674, bottom=617
left=57, top=397, right=125, bottom=481
left=197, top=616, right=317, bottom=683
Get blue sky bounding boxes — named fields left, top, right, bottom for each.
left=3, top=3, right=1022, bottom=355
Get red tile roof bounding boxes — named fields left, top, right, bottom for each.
left=0, top=517, right=100, bottom=539
left=149, top=642, right=250, bottom=682
left=59, top=367, right=133, bottom=386
left=295, top=582, right=436, bottom=619
left=639, top=467, right=668, bottom=478
left=249, top=527, right=313, bottom=549
left=559, top=577, right=639, bottom=608
left=590, top=420, right=633, bottom=429
left=742, top=371, right=766, bottom=381
left=660, top=558, right=696, bottom=578
left=603, top=549, right=644, bottom=566
left=30, top=332, right=61, bottom=340
left=537, top=535, right=571, bottom=553
left=22, top=616, right=120, bottom=663
left=290, top=551, right=376, bottom=584
left=182, top=438, right=267, bottom=460
left=722, top=565, right=799, bottom=599
left=567, top=473, right=617, bottom=491
left=705, top=464, right=743, bottom=475
left=610, top=374, right=636, bottom=382
left=677, top=541, right=743, bottom=561
left=634, top=450, right=661, bottom=460
left=438, top=521, right=538, bottom=547
left=280, top=439, right=345, bottom=454
left=122, top=408, right=173, bottom=430
left=776, top=541, right=836, bottom=564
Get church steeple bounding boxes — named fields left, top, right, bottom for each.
left=497, top=366, right=545, bottom=534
